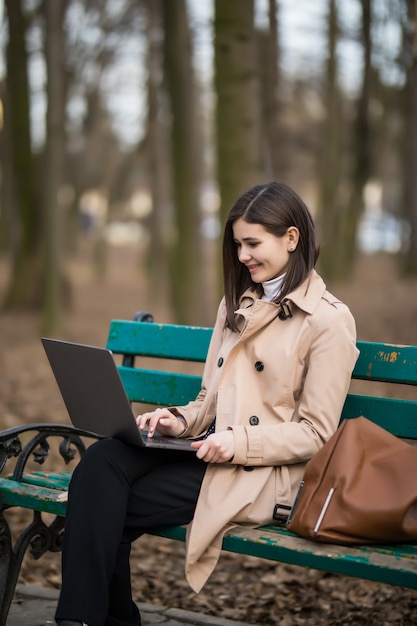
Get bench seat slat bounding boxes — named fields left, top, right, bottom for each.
left=4, top=468, right=417, bottom=592
left=149, top=525, right=417, bottom=589
left=0, top=477, right=66, bottom=516
left=20, top=471, right=71, bottom=491
left=107, top=321, right=212, bottom=361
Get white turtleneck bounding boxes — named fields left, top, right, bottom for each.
left=261, top=274, right=285, bottom=302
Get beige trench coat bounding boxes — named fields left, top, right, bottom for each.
left=174, top=270, right=359, bottom=592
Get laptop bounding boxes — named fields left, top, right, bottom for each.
left=41, top=337, right=195, bottom=451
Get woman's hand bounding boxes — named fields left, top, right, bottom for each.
left=136, top=408, right=186, bottom=438
left=191, top=430, right=235, bottom=463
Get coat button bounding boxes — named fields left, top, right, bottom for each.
left=254, top=361, right=264, bottom=372
left=244, top=466, right=254, bottom=472
left=249, top=415, right=259, bottom=426
left=217, top=357, right=224, bottom=367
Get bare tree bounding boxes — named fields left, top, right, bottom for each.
left=3, top=0, right=42, bottom=309
left=258, top=0, right=283, bottom=179
left=403, top=0, right=417, bottom=273
left=0, top=79, right=14, bottom=253
left=63, top=0, right=143, bottom=268
left=214, top=0, right=263, bottom=225
left=42, top=0, right=69, bottom=333
left=339, top=0, right=372, bottom=275
left=214, top=0, right=263, bottom=299
left=143, top=0, right=171, bottom=310
left=317, top=0, right=343, bottom=280
left=162, top=0, right=204, bottom=323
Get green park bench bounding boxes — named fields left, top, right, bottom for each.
left=0, top=312, right=417, bottom=625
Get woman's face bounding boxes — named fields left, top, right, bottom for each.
left=232, top=218, right=298, bottom=283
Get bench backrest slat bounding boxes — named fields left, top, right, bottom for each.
left=107, top=320, right=417, bottom=440
left=108, top=323, right=417, bottom=385
left=118, top=367, right=202, bottom=406
left=108, top=320, right=212, bottom=361
left=353, top=341, right=417, bottom=385
left=341, top=395, right=417, bottom=439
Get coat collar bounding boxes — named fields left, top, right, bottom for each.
left=284, top=269, right=327, bottom=314
left=238, top=270, right=327, bottom=317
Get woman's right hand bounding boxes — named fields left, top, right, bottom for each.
left=136, top=408, right=186, bottom=438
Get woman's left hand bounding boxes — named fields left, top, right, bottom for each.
left=191, top=430, right=235, bottom=463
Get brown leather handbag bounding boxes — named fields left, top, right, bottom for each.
left=286, top=415, right=417, bottom=544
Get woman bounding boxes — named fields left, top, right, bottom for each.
left=55, top=182, right=359, bottom=626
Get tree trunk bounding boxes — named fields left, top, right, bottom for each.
left=317, top=0, right=343, bottom=281
left=0, top=79, right=14, bottom=253
left=214, top=0, right=263, bottom=224
left=162, top=0, right=203, bottom=324
left=342, top=0, right=372, bottom=274
left=258, top=0, right=282, bottom=179
left=3, top=0, right=42, bottom=309
left=403, top=0, right=417, bottom=274
left=144, top=0, right=171, bottom=311
left=42, top=0, right=69, bottom=333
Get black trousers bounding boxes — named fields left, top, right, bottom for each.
left=55, top=438, right=207, bottom=626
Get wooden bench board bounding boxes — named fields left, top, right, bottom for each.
left=18, top=471, right=72, bottom=491
left=108, top=320, right=212, bottom=362
left=148, top=525, right=417, bottom=589
left=108, top=321, right=417, bottom=385
left=341, top=395, right=417, bottom=439
left=353, top=342, right=417, bottom=385
left=118, top=366, right=203, bottom=406
left=0, top=477, right=66, bottom=516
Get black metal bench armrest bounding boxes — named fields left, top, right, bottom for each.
left=0, top=423, right=104, bottom=480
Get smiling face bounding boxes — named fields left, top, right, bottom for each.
left=232, top=218, right=299, bottom=284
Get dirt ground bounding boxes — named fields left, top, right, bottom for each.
left=1, top=244, right=417, bottom=625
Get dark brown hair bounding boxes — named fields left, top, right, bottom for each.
left=222, top=182, right=319, bottom=330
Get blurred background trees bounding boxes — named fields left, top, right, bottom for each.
left=0, top=0, right=415, bottom=330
